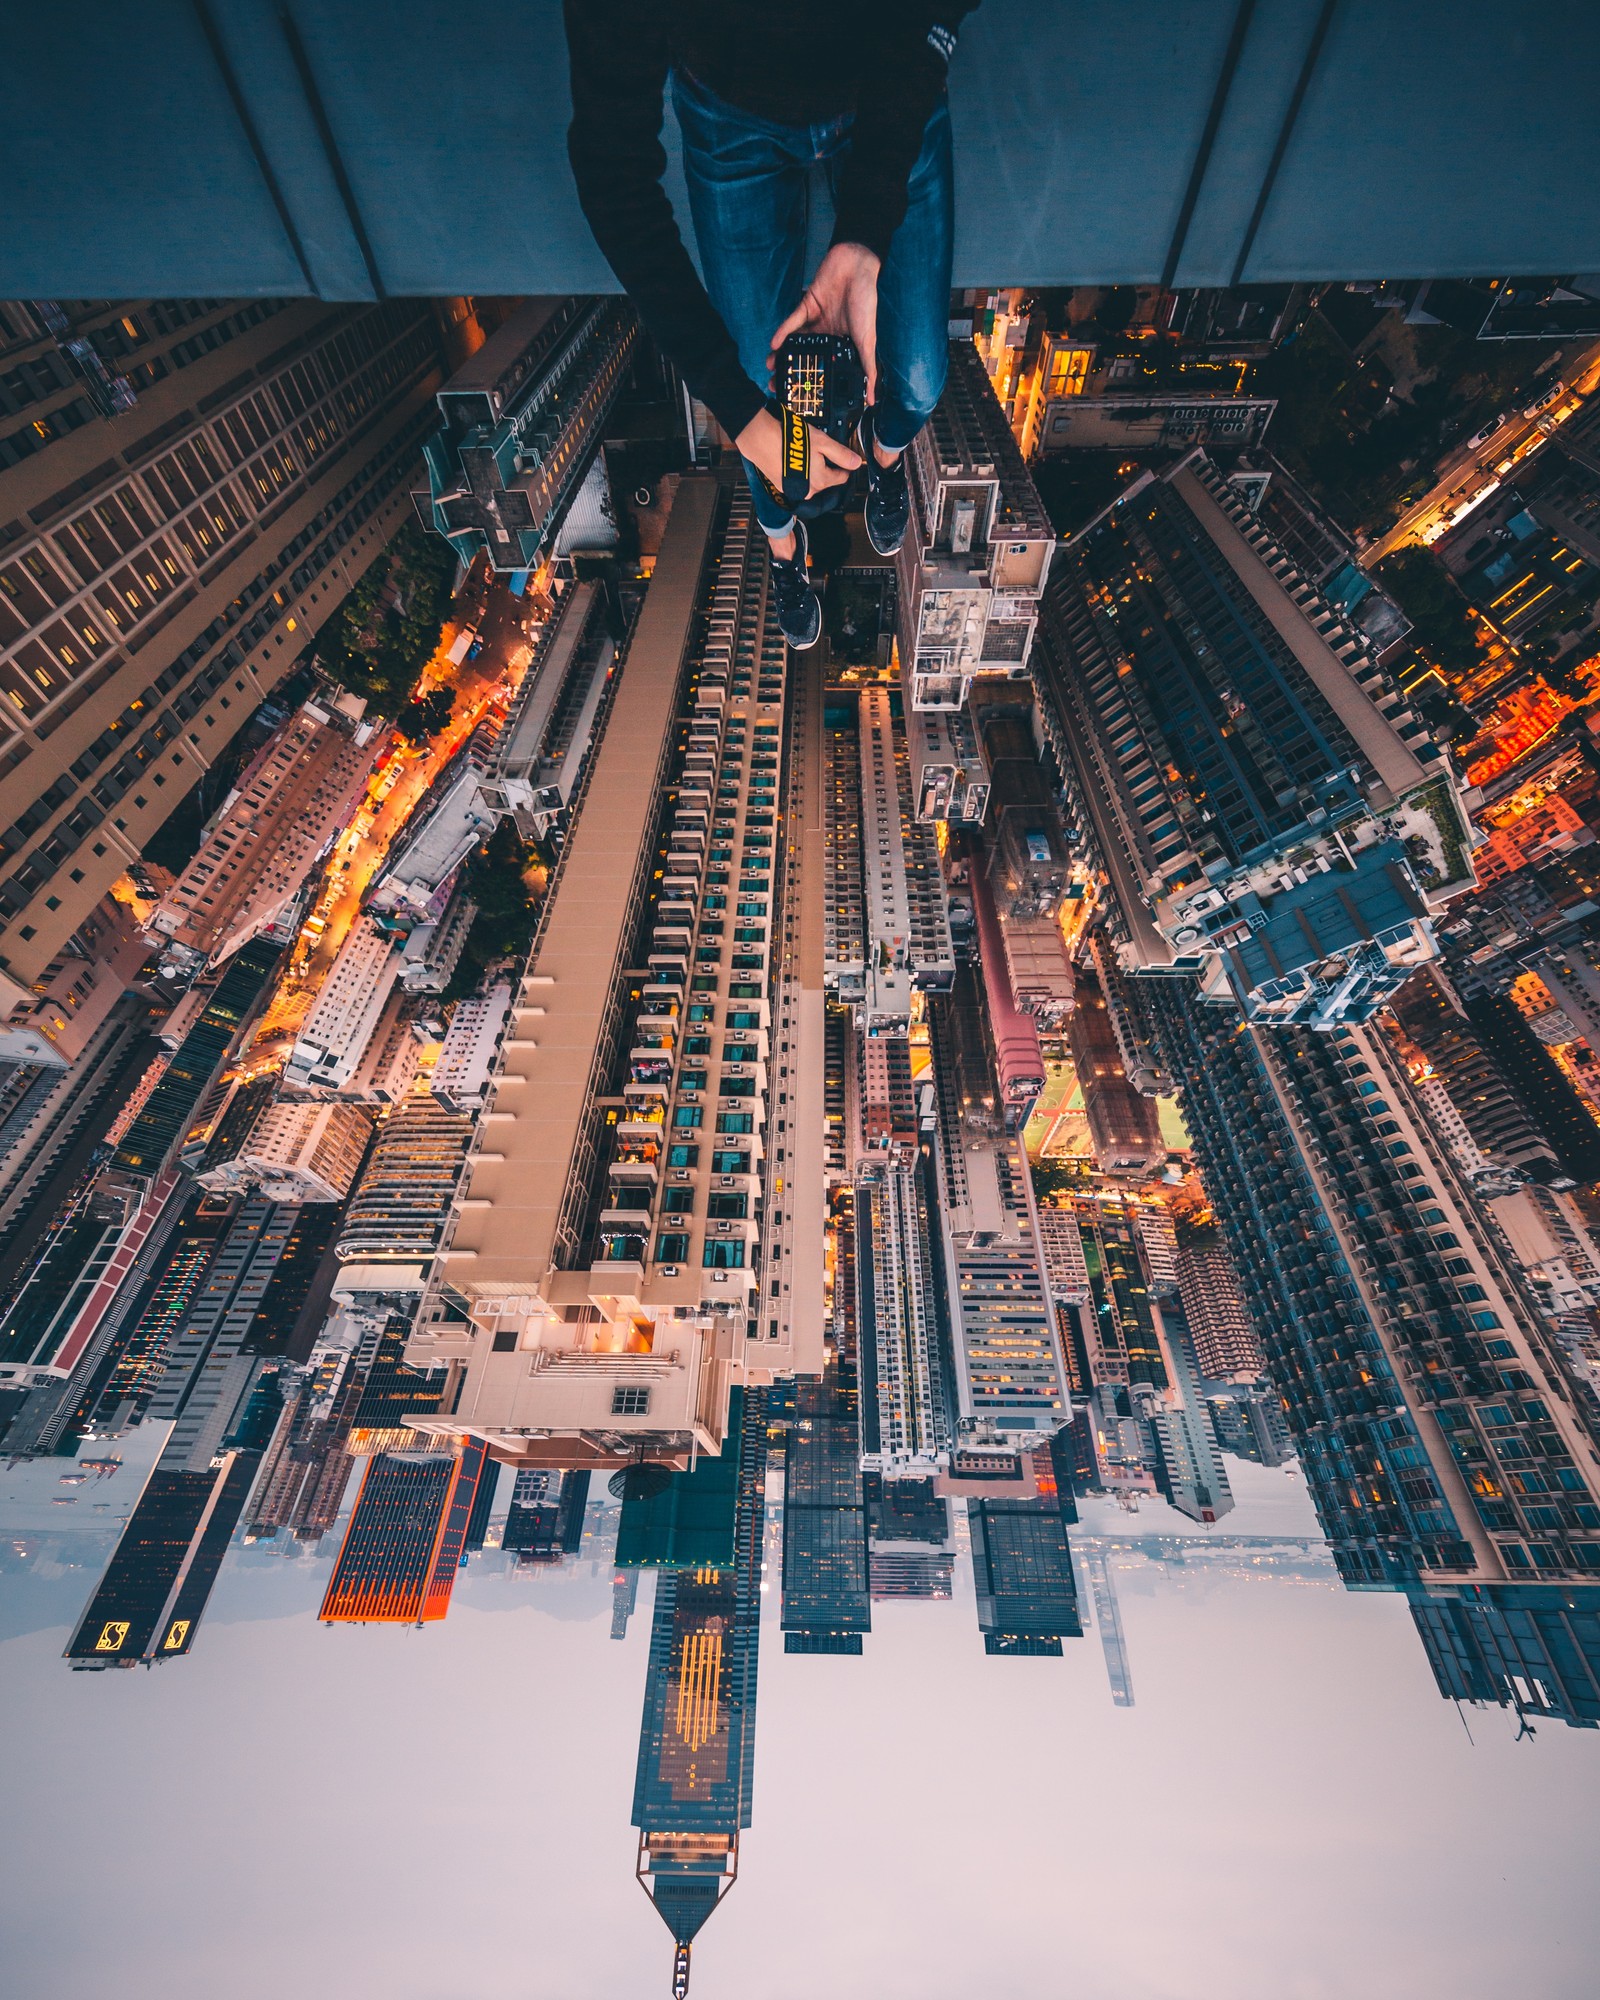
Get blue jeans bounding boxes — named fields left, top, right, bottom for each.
left=673, top=66, right=954, bottom=539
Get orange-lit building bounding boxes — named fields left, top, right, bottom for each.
left=319, top=1435, right=486, bottom=1625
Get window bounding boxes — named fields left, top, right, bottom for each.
left=673, top=1106, right=703, bottom=1127
left=717, top=1112, right=754, bottom=1134
left=667, top=1142, right=699, bottom=1167
left=662, top=1187, right=694, bottom=1212
left=703, top=1240, right=746, bottom=1269
left=611, top=1385, right=651, bottom=1416
left=712, top=1149, right=747, bottom=1173
left=656, top=1232, right=689, bottom=1263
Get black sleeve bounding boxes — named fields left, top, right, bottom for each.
left=562, top=0, right=766, bottom=441
left=831, top=4, right=978, bottom=262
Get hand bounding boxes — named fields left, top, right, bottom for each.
left=768, top=242, right=882, bottom=406
left=735, top=407, right=862, bottom=503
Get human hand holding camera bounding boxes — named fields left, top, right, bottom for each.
left=768, top=242, right=882, bottom=406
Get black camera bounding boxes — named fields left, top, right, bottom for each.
left=768, top=332, right=867, bottom=519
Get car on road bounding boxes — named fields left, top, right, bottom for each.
left=1466, top=418, right=1502, bottom=451
left=1523, top=382, right=1565, bottom=419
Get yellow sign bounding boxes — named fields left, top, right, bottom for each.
left=162, top=1620, right=191, bottom=1651
left=96, top=1620, right=129, bottom=1652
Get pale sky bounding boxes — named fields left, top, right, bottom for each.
left=2, top=1449, right=1598, bottom=2000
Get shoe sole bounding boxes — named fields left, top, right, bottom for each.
left=856, top=414, right=906, bottom=557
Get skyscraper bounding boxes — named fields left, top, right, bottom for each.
left=334, top=1087, right=474, bottom=1266
left=968, top=1493, right=1083, bottom=1656
left=416, top=297, right=637, bottom=573
left=404, top=479, right=822, bottom=1476
left=502, top=1466, right=590, bottom=1562
left=319, top=1435, right=488, bottom=1625
left=0, top=298, right=446, bottom=983
left=65, top=1365, right=283, bottom=1666
left=1147, top=977, right=1600, bottom=1722
left=895, top=338, right=1055, bottom=712
left=1033, top=450, right=1472, bottom=1021
left=631, top=1387, right=766, bottom=1994
left=780, top=1358, right=871, bottom=1655
left=145, top=694, right=378, bottom=968
left=110, top=935, right=281, bottom=1178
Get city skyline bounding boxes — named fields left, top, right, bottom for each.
left=6, top=266, right=1600, bottom=1997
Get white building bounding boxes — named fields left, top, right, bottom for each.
left=285, top=916, right=402, bottom=1094
left=196, top=1096, right=373, bottom=1202
left=432, top=981, right=513, bottom=1112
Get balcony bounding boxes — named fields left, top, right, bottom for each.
left=617, top=1103, right=665, bottom=1140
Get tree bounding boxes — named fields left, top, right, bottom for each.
left=314, top=523, right=459, bottom=714
left=442, top=818, right=543, bottom=1001
left=1374, top=547, right=1483, bottom=677
left=396, top=686, right=454, bottom=743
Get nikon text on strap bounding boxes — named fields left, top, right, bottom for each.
left=762, top=401, right=812, bottom=511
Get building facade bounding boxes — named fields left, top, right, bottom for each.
left=0, top=298, right=446, bottom=983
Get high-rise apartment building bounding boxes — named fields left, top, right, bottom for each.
left=480, top=578, right=617, bottom=842
left=853, top=1156, right=951, bottom=1467
left=1034, top=450, right=1473, bottom=1022
left=146, top=695, right=377, bottom=967
left=0, top=889, right=148, bottom=1063
left=1389, top=967, right=1560, bottom=1179
left=284, top=914, right=401, bottom=1093
left=1176, top=1235, right=1263, bottom=1381
left=430, top=981, right=512, bottom=1112
left=852, top=685, right=954, bottom=1022
left=335, top=1087, right=474, bottom=1267
left=896, top=339, right=1054, bottom=711
left=0, top=298, right=446, bottom=983
left=417, top=297, right=636, bottom=573
left=405, top=480, right=822, bottom=1475
left=1148, top=978, right=1600, bottom=1722
left=923, top=977, right=1070, bottom=1439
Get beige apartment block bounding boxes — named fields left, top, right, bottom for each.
left=147, top=695, right=377, bottom=965
left=408, top=478, right=821, bottom=1472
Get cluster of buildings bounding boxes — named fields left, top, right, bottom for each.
left=12, top=271, right=1600, bottom=1989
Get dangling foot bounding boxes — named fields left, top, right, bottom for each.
left=766, top=517, right=822, bottom=649
left=857, top=407, right=910, bottom=557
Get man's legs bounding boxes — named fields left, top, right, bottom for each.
left=672, top=70, right=810, bottom=550
left=864, top=98, right=955, bottom=452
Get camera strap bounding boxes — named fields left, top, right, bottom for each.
left=760, top=401, right=812, bottom=511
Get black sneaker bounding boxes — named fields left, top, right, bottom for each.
left=767, top=518, right=822, bottom=649
left=858, top=407, right=910, bottom=557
